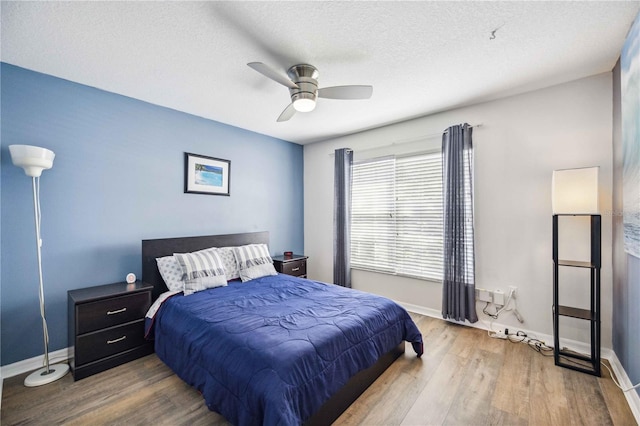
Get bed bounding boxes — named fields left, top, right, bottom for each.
left=142, top=231, right=423, bottom=425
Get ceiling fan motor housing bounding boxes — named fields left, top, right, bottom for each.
left=287, top=64, right=319, bottom=110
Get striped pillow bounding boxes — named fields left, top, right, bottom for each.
left=233, top=244, right=277, bottom=282
left=174, top=248, right=228, bottom=295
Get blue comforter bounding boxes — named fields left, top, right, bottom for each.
left=148, top=274, right=423, bottom=425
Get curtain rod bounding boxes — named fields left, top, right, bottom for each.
left=328, top=123, right=483, bottom=156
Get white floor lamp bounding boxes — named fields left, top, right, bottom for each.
left=9, top=144, right=69, bottom=387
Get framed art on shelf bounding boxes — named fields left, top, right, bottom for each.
left=184, top=152, right=231, bottom=196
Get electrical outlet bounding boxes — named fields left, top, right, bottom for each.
left=493, top=289, right=505, bottom=306
left=477, top=288, right=492, bottom=303
left=509, top=286, right=517, bottom=297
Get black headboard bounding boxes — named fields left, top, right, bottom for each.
left=142, top=231, right=269, bottom=300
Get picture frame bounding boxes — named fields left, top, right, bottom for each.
left=184, top=152, right=230, bottom=196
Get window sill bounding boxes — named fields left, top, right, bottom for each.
left=351, top=266, right=442, bottom=284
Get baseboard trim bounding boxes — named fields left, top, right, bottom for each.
left=398, top=300, right=639, bottom=424
left=0, top=347, right=70, bottom=380
left=400, top=301, right=599, bottom=353
left=607, top=351, right=640, bottom=423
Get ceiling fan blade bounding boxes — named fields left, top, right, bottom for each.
left=248, top=62, right=298, bottom=89
left=318, top=85, right=373, bottom=100
left=277, top=103, right=296, bottom=122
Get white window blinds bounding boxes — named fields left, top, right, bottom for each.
left=351, top=152, right=443, bottom=281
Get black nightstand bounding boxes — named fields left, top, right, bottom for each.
left=68, top=281, right=154, bottom=380
left=272, top=254, right=308, bottom=278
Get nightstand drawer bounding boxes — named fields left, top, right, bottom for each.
left=273, top=254, right=308, bottom=278
left=76, top=292, right=151, bottom=334
left=69, top=281, right=154, bottom=380
left=281, top=259, right=306, bottom=276
left=75, top=319, right=146, bottom=365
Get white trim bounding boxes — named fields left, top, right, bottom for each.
left=398, top=300, right=639, bottom=424
left=608, top=351, right=640, bottom=423
left=0, top=347, right=70, bottom=380
left=400, top=300, right=597, bottom=353
left=400, top=302, right=441, bottom=319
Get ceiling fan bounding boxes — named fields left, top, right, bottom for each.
left=247, top=62, right=373, bottom=122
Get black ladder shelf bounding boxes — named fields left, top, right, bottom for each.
left=552, top=214, right=601, bottom=376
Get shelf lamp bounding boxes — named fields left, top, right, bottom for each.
left=552, top=166, right=599, bottom=214
left=8, top=144, right=69, bottom=387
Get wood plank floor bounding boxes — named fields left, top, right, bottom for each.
left=2, top=314, right=636, bottom=425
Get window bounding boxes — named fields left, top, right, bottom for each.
left=351, top=151, right=443, bottom=281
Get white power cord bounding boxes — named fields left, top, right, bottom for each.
left=600, top=362, right=640, bottom=392
left=33, top=176, right=51, bottom=370
left=562, top=345, right=640, bottom=393
left=564, top=347, right=640, bottom=392
left=493, top=290, right=513, bottom=317
left=510, top=290, right=524, bottom=323
left=481, top=287, right=524, bottom=340
left=479, top=289, right=639, bottom=391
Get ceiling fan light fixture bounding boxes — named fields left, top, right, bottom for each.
left=247, top=62, right=372, bottom=121
left=293, top=97, right=316, bottom=112
left=290, top=83, right=318, bottom=113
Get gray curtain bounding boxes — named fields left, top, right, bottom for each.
left=442, top=124, right=478, bottom=323
left=333, top=148, right=353, bottom=287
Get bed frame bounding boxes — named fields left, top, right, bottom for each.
left=141, top=231, right=404, bottom=425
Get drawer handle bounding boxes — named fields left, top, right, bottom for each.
left=292, top=267, right=300, bottom=272
left=106, top=307, right=127, bottom=315
left=107, top=336, right=127, bottom=344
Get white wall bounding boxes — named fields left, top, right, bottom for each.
left=304, top=73, right=614, bottom=349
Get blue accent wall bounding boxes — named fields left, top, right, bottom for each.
left=0, top=63, right=304, bottom=365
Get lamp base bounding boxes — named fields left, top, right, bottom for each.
left=24, top=363, right=69, bottom=387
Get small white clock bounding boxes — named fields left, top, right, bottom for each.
left=126, top=273, right=136, bottom=284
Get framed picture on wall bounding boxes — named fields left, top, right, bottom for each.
left=184, top=152, right=231, bottom=196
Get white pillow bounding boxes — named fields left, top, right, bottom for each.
left=174, top=248, right=228, bottom=295
left=159, top=246, right=240, bottom=290
left=156, top=256, right=185, bottom=292
left=233, top=244, right=277, bottom=282
left=218, top=247, right=240, bottom=280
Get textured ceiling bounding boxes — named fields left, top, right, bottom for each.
left=2, top=1, right=639, bottom=145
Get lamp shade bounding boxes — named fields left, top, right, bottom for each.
left=552, top=166, right=599, bottom=214
left=9, top=145, right=55, bottom=177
